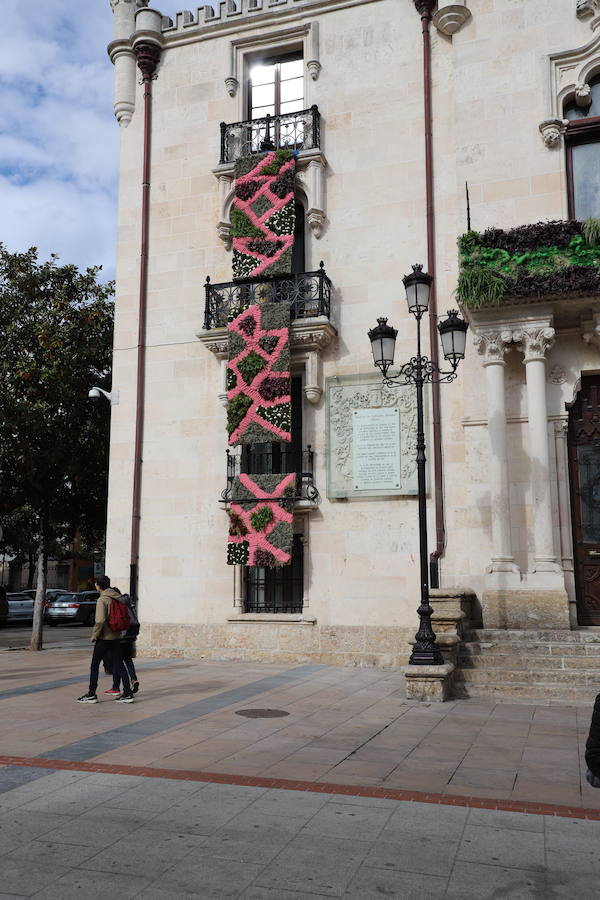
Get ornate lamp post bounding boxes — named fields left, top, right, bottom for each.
left=368, top=265, right=468, bottom=665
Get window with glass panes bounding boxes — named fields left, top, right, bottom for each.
left=249, top=55, right=304, bottom=120
left=564, top=78, right=600, bottom=219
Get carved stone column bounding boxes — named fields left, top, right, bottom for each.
left=474, top=329, right=520, bottom=576
left=515, top=325, right=561, bottom=573
left=108, top=0, right=149, bottom=127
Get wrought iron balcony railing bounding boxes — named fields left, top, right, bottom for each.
left=222, top=446, right=319, bottom=505
left=219, top=106, right=321, bottom=165
left=204, top=263, right=331, bottom=330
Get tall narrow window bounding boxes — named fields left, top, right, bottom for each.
left=564, top=78, right=600, bottom=219
left=291, top=200, right=305, bottom=276
left=244, top=376, right=304, bottom=613
left=249, top=54, right=305, bottom=152
left=249, top=55, right=304, bottom=119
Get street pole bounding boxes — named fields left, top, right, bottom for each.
left=410, top=310, right=444, bottom=666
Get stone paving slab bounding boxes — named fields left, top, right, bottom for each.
left=0, top=651, right=600, bottom=812
left=0, top=765, right=599, bottom=898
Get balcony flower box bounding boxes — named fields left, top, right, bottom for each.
left=457, top=219, right=600, bottom=309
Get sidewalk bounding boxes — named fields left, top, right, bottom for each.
left=1, top=648, right=600, bottom=897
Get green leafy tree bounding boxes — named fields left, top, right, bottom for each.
left=0, top=246, right=114, bottom=649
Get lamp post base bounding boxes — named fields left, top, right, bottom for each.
left=404, top=662, right=455, bottom=702
left=409, top=645, right=445, bottom=666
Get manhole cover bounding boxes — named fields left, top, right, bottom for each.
left=235, top=708, right=290, bottom=718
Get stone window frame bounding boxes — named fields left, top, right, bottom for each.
left=539, top=28, right=600, bottom=150
left=215, top=21, right=326, bottom=245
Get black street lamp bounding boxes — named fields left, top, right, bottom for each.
left=368, top=264, right=468, bottom=665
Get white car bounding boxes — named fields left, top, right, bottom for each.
left=6, top=592, right=34, bottom=623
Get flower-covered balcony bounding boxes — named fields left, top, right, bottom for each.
left=219, top=106, right=321, bottom=165
left=457, top=219, right=600, bottom=311
left=222, top=446, right=319, bottom=507
left=203, top=262, right=331, bottom=330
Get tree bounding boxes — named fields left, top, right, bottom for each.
left=0, top=246, right=114, bottom=650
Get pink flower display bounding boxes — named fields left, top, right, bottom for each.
left=227, top=472, right=296, bottom=567
left=227, top=303, right=291, bottom=446
left=231, top=149, right=296, bottom=279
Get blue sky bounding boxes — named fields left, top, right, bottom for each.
left=1, top=0, right=186, bottom=282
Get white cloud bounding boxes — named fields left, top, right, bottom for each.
left=0, top=0, right=118, bottom=280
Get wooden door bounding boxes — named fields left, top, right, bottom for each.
left=568, top=374, right=600, bottom=625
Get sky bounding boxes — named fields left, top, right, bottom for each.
left=1, top=0, right=188, bottom=283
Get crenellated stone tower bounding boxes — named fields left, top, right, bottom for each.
left=108, top=0, right=150, bottom=126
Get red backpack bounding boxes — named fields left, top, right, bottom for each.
left=107, top=597, right=131, bottom=634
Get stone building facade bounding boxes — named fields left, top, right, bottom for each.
left=105, top=0, right=600, bottom=670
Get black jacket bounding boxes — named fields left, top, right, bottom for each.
left=585, top=692, right=600, bottom=778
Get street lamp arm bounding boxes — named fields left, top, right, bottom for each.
left=382, top=356, right=458, bottom=387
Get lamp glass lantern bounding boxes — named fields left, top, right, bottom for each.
left=403, top=264, right=433, bottom=317
left=368, top=317, right=398, bottom=377
left=438, top=309, right=469, bottom=366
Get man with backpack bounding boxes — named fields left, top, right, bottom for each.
left=77, top=575, right=134, bottom=704
left=104, top=594, right=140, bottom=696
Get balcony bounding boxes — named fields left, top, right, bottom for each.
left=222, top=447, right=319, bottom=507
left=219, top=106, right=321, bottom=165
left=203, top=263, right=331, bottom=330
left=458, top=219, right=600, bottom=311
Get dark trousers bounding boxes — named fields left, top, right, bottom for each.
left=113, top=641, right=138, bottom=690
left=586, top=692, right=600, bottom=777
left=89, top=639, right=131, bottom=695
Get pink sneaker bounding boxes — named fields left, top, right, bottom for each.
left=104, top=688, right=120, bottom=695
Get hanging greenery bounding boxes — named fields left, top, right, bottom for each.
left=458, top=219, right=600, bottom=308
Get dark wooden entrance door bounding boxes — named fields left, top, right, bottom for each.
left=568, top=374, right=600, bottom=625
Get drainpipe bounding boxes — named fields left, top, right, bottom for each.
left=129, top=10, right=163, bottom=602
left=414, top=0, right=444, bottom=587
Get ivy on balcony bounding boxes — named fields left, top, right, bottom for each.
left=457, top=219, right=600, bottom=309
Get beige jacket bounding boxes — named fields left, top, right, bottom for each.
left=92, top=588, right=121, bottom=641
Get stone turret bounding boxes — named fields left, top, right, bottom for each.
left=108, top=0, right=150, bottom=127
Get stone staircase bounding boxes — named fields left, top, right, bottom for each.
left=455, top=630, right=600, bottom=701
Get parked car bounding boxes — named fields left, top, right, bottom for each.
left=45, top=591, right=99, bottom=627
left=19, top=588, right=67, bottom=605
left=6, top=593, right=35, bottom=623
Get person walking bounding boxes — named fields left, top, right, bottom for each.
left=105, top=594, right=140, bottom=696
left=586, top=691, right=600, bottom=788
left=77, top=576, right=134, bottom=704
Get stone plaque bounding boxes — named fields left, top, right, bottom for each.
left=326, top=373, right=427, bottom=499
left=352, top=408, right=401, bottom=491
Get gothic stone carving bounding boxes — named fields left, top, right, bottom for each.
left=577, top=0, right=598, bottom=19
left=539, top=118, right=568, bottom=148
left=549, top=365, right=568, bottom=385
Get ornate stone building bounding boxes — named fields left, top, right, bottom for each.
left=105, top=0, right=600, bottom=695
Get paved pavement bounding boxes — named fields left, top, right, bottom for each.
left=0, top=624, right=89, bottom=651
left=1, top=644, right=600, bottom=897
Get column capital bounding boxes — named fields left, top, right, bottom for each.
left=473, top=329, right=514, bottom=366
left=514, top=325, right=555, bottom=362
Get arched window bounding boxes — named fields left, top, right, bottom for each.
left=564, top=77, right=600, bottom=219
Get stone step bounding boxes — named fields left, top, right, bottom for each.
left=455, top=667, right=600, bottom=686
left=460, top=642, right=600, bottom=658
left=468, top=629, right=600, bottom=643
left=453, top=681, right=598, bottom=701
left=457, top=653, right=600, bottom=671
